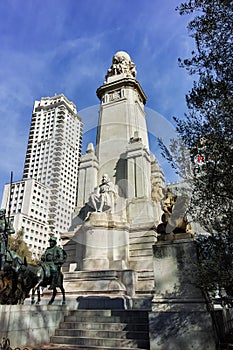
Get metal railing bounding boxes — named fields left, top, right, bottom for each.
left=0, top=338, right=30, bottom=350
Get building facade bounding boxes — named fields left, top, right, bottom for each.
left=1, top=94, right=82, bottom=257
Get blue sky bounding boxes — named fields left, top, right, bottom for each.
left=0, top=0, right=195, bottom=200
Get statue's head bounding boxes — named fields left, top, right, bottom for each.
left=49, top=236, right=57, bottom=246
left=102, top=174, right=110, bottom=183
left=112, top=51, right=131, bottom=64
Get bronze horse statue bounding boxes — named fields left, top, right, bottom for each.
left=0, top=250, right=66, bottom=305
left=0, top=249, right=28, bottom=304
left=22, top=260, right=66, bottom=305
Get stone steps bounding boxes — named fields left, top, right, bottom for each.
left=65, top=310, right=148, bottom=322
left=50, top=336, right=149, bottom=349
left=55, top=328, right=148, bottom=339
left=137, top=271, right=154, bottom=279
left=129, top=249, right=153, bottom=257
left=129, top=231, right=156, bottom=240
left=36, top=346, right=147, bottom=350
left=129, top=236, right=155, bottom=244
left=59, top=321, right=149, bottom=331
left=129, top=258, right=153, bottom=271
left=129, top=234, right=154, bottom=259
left=129, top=231, right=156, bottom=258
left=49, top=309, right=150, bottom=350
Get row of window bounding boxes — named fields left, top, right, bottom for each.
left=30, top=208, right=47, bottom=217
left=22, top=218, right=47, bottom=230
left=28, top=243, right=44, bottom=250
left=29, top=146, right=80, bottom=160
left=33, top=189, right=48, bottom=198
left=23, top=228, right=47, bottom=237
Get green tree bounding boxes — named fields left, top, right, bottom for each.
left=176, top=0, right=232, bottom=235
left=161, top=0, right=233, bottom=293
left=8, top=229, right=35, bottom=264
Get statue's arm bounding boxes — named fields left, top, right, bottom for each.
left=109, top=183, right=118, bottom=197
left=55, top=247, right=66, bottom=265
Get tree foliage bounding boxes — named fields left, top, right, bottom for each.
left=160, top=0, right=233, bottom=293
left=169, top=0, right=233, bottom=234
left=196, top=234, right=233, bottom=295
left=8, top=229, right=35, bottom=264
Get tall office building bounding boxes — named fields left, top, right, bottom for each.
left=1, top=94, right=82, bottom=257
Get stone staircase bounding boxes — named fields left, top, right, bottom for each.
left=47, top=309, right=150, bottom=349
left=129, top=230, right=156, bottom=295
left=220, top=331, right=233, bottom=349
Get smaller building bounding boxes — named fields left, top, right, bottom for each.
left=1, top=179, right=50, bottom=258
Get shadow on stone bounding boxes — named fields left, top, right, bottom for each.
left=77, top=296, right=129, bottom=309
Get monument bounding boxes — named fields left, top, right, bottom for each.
left=61, top=51, right=164, bottom=307
left=60, top=52, right=217, bottom=348
left=0, top=52, right=218, bottom=349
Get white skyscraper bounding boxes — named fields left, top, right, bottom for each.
left=1, top=94, right=82, bottom=257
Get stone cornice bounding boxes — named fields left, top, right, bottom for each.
left=96, top=77, right=147, bottom=105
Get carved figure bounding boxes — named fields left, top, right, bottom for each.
left=162, top=189, right=177, bottom=220
left=40, top=236, right=66, bottom=290
left=88, top=174, right=117, bottom=213
left=106, top=51, right=137, bottom=79
left=157, top=188, right=192, bottom=235
left=0, top=209, right=14, bottom=271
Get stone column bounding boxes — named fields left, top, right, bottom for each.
left=125, top=136, right=151, bottom=200
left=149, top=236, right=217, bottom=350
left=125, top=137, right=156, bottom=227
left=76, top=143, right=99, bottom=210
left=96, top=66, right=149, bottom=180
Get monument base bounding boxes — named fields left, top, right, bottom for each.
left=63, top=269, right=136, bottom=300
left=149, top=308, right=217, bottom=350
left=149, top=236, right=217, bottom=350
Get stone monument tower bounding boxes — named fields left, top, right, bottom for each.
left=62, top=51, right=164, bottom=306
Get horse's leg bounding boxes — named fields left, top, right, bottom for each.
left=48, top=288, right=56, bottom=305
left=60, top=285, right=66, bottom=305
left=36, top=287, right=41, bottom=305
left=31, top=288, right=35, bottom=305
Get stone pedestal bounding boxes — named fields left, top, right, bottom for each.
left=64, top=269, right=136, bottom=298
left=80, top=212, right=130, bottom=271
left=149, top=236, right=217, bottom=350
left=63, top=212, right=135, bottom=303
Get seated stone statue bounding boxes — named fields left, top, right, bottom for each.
left=88, top=174, right=117, bottom=213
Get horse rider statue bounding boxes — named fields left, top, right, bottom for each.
left=40, top=236, right=66, bottom=289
